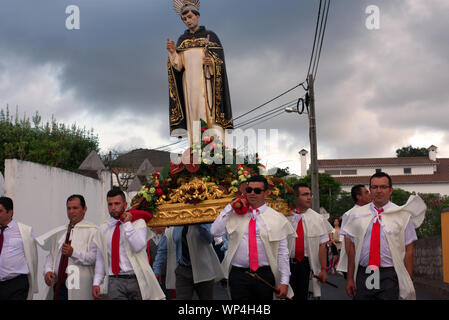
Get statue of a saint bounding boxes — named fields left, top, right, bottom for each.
left=167, top=0, right=233, bottom=146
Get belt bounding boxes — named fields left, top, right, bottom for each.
left=110, top=274, right=137, bottom=279
left=290, top=257, right=309, bottom=264
left=232, top=265, right=271, bottom=273
left=358, top=265, right=394, bottom=271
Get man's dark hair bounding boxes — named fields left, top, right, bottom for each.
left=247, top=175, right=269, bottom=190
left=0, top=196, right=13, bottom=212
left=67, top=194, right=86, bottom=208
left=293, top=183, right=310, bottom=196
left=181, top=8, right=200, bottom=17
left=369, top=171, right=392, bottom=188
left=107, top=187, right=126, bottom=202
left=351, top=184, right=365, bottom=203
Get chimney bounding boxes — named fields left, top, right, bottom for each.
left=299, top=149, right=308, bottom=177
left=427, top=145, right=437, bottom=161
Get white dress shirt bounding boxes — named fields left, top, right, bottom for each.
left=289, top=212, right=329, bottom=259
left=43, top=228, right=97, bottom=276
left=93, top=218, right=147, bottom=286
left=0, top=220, right=32, bottom=281
left=346, top=202, right=417, bottom=267
left=211, top=203, right=291, bottom=285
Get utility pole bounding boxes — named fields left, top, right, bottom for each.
left=308, top=74, right=320, bottom=212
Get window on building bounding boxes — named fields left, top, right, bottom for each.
left=341, top=169, right=357, bottom=175
left=324, top=170, right=341, bottom=175
left=375, top=168, right=382, bottom=173
left=404, top=168, right=412, bottom=174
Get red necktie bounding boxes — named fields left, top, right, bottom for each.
left=295, top=212, right=305, bottom=262
left=111, top=221, right=121, bottom=276
left=146, top=241, right=151, bottom=265
left=54, top=239, right=71, bottom=300
left=248, top=209, right=259, bottom=272
left=369, top=208, right=383, bottom=269
left=0, top=225, right=7, bottom=256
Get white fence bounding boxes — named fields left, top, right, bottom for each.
left=4, top=159, right=111, bottom=299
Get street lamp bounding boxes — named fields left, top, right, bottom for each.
left=285, top=74, right=320, bottom=212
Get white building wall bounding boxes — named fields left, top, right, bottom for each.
left=0, top=171, right=5, bottom=196
left=342, top=183, right=449, bottom=196
left=4, top=159, right=111, bottom=299
left=321, top=165, right=435, bottom=177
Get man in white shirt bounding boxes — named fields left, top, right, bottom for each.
left=211, top=175, right=295, bottom=300
left=344, top=172, right=419, bottom=300
left=92, top=188, right=164, bottom=300
left=0, top=196, right=38, bottom=300
left=40, top=195, right=97, bottom=300
left=287, top=184, right=330, bottom=300
left=337, top=184, right=371, bottom=277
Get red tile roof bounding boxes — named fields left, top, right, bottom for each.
left=318, top=157, right=437, bottom=167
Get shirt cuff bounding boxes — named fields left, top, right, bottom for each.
left=71, top=249, right=80, bottom=260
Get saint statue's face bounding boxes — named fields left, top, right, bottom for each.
left=181, top=10, right=200, bottom=32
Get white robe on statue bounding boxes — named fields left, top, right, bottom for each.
left=17, top=222, right=38, bottom=300
left=36, top=220, right=97, bottom=300
left=342, top=195, right=426, bottom=300
left=94, top=219, right=165, bottom=300
left=169, top=49, right=224, bottom=144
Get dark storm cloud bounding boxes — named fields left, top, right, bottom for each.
left=1, top=0, right=448, bottom=161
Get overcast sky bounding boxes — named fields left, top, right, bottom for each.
left=1, top=0, right=448, bottom=175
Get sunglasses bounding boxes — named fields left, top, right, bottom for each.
left=245, top=187, right=265, bottom=194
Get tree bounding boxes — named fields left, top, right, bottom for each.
left=396, top=145, right=428, bottom=157
left=391, top=188, right=412, bottom=206
left=287, top=173, right=342, bottom=215
left=273, top=166, right=290, bottom=178
left=0, top=105, right=99, bottom=173
left=332, top=191, right=354, bottom=218
left=416, top=194, right=448, bottom=239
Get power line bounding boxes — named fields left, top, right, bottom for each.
left=152, top=138, right=185, bottom=151
left=311, top=0, right=326, bottom=78
left=238, top=109, right=286, bottom=129
left=233, top=82, right=306, bottom=121
left=306, top=0, right=323, bottom=78
left=313, top=0, right=330, bottom=80
left=234, top=99, right=298, bottom=129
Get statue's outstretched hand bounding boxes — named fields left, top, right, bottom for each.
left=166, top=39, right=176, bottom=54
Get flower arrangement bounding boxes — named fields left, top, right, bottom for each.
left=131, top=120, right=293, bottom=215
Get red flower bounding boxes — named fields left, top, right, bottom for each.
left=155, top=188, right=163, bottom=196
left=152, top=173, right=160, bottom=179
left=201, top=126, right=207, bottom=133
left=203, top=136, right=211, bottom=144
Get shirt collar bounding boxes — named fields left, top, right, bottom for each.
left=3, top=219, right=17, bottom=229
left=108, top=217, right=121, bottom=227
left=249, top=203, right=267, bottom=215
left=370, top=201, right=391, bottom=213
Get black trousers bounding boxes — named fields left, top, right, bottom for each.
left=53, top=282, right=68, bottom=300
left=0, top=274, right=29, bottom=300
left=354, top=265, right=399, bottom=300
left=229, top=266, right=275, bottom=300
left=289, top=257, right=311, bottom=300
